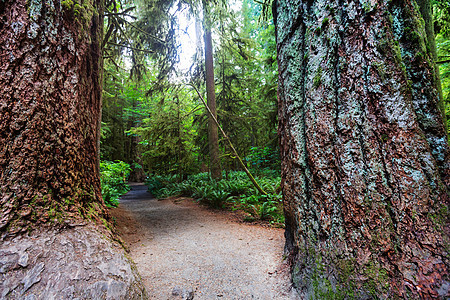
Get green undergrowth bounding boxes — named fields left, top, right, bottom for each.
left=146, top=170, right=284, bottom=226
left=100, top=160, right=131, bottom=207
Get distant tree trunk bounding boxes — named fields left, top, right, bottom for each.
left=275, top=0, right=449, bottom=298
left=203, top=0, right=222, bottom=180
left=0, top=0, right=145, bottom=297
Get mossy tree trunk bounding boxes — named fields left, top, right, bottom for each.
left=0, top=0, right=105, bottom=233
left=203, top=0, right=222, bottom=180
left=0, top=1, right=147, bottom=298
left=275, top=0, right=449, bottom=298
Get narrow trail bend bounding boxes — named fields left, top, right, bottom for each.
left=110, top=183, right=297, bottom=299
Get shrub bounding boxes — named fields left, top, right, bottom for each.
left=244, top=146, right=280, bottom=171
left=100, top=160, right=132, bottom=207
left=145, top=170, right=284, bottom=225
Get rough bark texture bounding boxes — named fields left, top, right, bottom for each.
left=0, top=1, right=146, bottom=297
left=0, top=0, right=105, bottom=232
left=203, top=0, right=222, bottom=180
left=275, top=0, right=449, bottom=298
left=0, top=225, right=146, bottom=299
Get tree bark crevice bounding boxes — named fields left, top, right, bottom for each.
left=0, top=0, right=146, bottom=297
left=276, top=0, right=449, bottom=298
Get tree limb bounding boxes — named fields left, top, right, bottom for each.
left=104, top=12, right=137, bottom=19
left=115, top=15, right=166, bottom=44
left=106, top=42, right=154, bottom=53
left=188, top=83, right=268, bottom=195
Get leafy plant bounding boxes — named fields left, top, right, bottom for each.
left=145, top=170, right=284, bottom=225
left=245, top=146, right=280, bottom=171
left=208, top=189, right=231, bottom=208
left=100, top=160, right=132, bottom=207
left=251, top=199, right=279, bottom=221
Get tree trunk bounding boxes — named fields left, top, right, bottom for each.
left=203, top=0, right=222, bottom=180
left=416, top=0, right=446, bottom=128
left=0, top=1, right=145, bottom=297
left=275, top=0, right=449, bottom=298
left=0, top=0, right=105, bottom=231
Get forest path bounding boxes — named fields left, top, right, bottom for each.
left=109, top=183, right=297, bottom=299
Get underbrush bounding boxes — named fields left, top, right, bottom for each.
left=100, top=160, right=131, bottom=207
left=146, top=171, right=284, bottom=226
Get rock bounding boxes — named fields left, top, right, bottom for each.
left=171, top=286, right=194, bottom=300
left=172, top=286, right=182, bottom=296
left=0, top=252, right=18, bottom=274
left=21, top=262, right=44, bottom=293
left=18, top=252, right=29, bottom=267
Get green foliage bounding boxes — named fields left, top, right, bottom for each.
left=101, top=63, right=150, bottom=162
left=434, top=2, right=450, bottom=135
left=188, top=0, right=280, bottom=173
left=234, top=193, right=284, bottom=223
left=436, top=34, right=450, bottom=133
left=100, top=160, right=132, bottom=207
left=245, top=146, right=280, bottom=171
left=433, top=1, right=450, bottom=38
left=128, top=85, right=200, bottom=175
left=146, top=174, right=178, bottom=197
left=100, top=0, right=281, bottom=181
left=146, top=170, right=284, bottom=225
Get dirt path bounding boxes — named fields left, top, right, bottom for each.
left=110, top=183, right=297, bottom=299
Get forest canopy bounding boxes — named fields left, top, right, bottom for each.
left=101, top=0, right=279, bottom=178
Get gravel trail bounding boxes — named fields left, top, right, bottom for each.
left=110, top=183, right=297, bottom=299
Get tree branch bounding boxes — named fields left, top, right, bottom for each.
left=104, top=12, right=137, bottom=19
left=188, top=83, right=268, bottom=196
left=116, top=16, right=166, bottom=44
left=106, top=42, right=154, bottom=53
left=253, top=0, right=265, bottom=5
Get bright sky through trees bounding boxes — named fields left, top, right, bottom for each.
left=174, top=5, right=196, bottom=72
left=175, top=0, right=242, bottom=72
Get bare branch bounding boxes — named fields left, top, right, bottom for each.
left=106, top=42, right=154, bottom=53
left=104, top=12, right=137, bottom=19
left=116, top=15, right=166, bottom=44
left=187, top=83, right=268, bottom=196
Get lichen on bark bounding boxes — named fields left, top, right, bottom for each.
left=275, top=0, right=449, bottom=298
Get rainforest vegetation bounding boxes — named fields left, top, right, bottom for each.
left=98, top=1, right=450, bottom=295
left=100, top=0, right=284, bottom=223
left=1, top=0, right=449, bottom=298
left=100, top=0, right=450, bottom=226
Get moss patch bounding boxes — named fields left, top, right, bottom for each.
left=363, top=261, right=389, bottom=297
left=313, top=67, right=323, bottom=89
left=61, top=0, right=97, bottom=33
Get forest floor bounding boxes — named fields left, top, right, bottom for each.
left=109, top=183, right=298, bottom=299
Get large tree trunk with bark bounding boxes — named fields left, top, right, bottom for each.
left=0, top=0, right=104, bottom=232
left=0, top=0, right=145, bottom=297
left=275, top=0, right=449, bottom=298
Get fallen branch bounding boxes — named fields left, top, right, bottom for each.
left=188, top=83, right=268, bottom=196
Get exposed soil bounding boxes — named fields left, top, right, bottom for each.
left=109, top=183, right=297, bottom=299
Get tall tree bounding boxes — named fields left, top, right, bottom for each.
left=0, top=0, right=144, bottom=297
left=203, top=0, right=222, bottom=179
left=275, top=0, right=449, bottom=298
